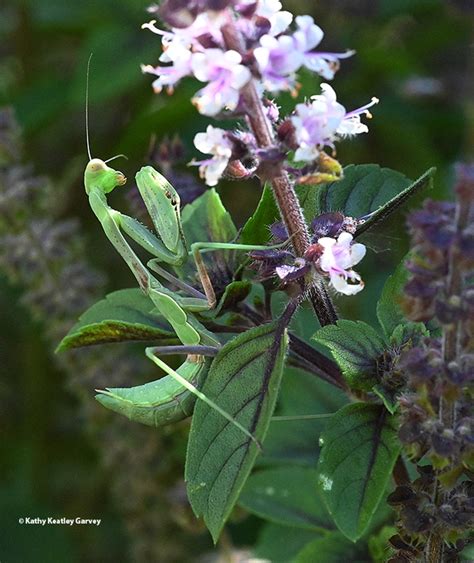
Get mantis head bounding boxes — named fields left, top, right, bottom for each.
left=84, top=158, right=127, bottom=195
left=83, top=56, right=127, bottom=196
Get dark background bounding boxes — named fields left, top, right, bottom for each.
left=0, top=0, right=472, bottom=561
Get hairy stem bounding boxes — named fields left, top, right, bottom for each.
left=221, top=13, right=337, bottom=327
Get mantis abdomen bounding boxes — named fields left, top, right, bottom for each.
left=95, top=357, right=210, bottom=427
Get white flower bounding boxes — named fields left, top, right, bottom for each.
left=275, top=264, right=296, bottom=279
left=191, top=49, right=251, bottom=115
left=318, top=232, right=366, bottom=295
left=291, top=83, right=379, bottom=162
left=193, top=126, right=233, bottom=186
left=142, top=13, right=224, bottom=47
left=255, top=0, right=293, bottom=35
left=141, top=38, right=193, bottom=92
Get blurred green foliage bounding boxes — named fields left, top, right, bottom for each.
left=0, top=0, right=472, bottom=560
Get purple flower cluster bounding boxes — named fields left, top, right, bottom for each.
left=390, top=165, right=474, bottom=559
left=142, top=0, right=378, bottom=187
left=399, top=166, right=473, bottom=458
left=388, top=466, right=473, bottom=559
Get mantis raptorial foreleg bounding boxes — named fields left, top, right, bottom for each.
left=88, top=187, right=204, bottom=344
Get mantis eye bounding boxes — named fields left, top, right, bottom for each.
left=87, top=159, right=107, bottom=173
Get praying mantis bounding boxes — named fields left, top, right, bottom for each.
left=84, top=156, right=278, bottom=440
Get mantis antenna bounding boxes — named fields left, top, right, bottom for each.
left=85, top=53, right=93, bottom=161
left=105, top=154, right=128, bottom=163
left=85, top=53, right=127, bottom=164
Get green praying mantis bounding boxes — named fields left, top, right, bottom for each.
left=82, top=59, right=288, bottom=442
left=85, top=157, right=263, bottom=440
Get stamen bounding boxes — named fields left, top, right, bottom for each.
left=313, top=49, right=356, bottom=60
left=346, top=96, right=379, bottom=118
left=141, top=20, right=166, bottom=36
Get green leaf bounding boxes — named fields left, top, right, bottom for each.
left=460, top=541, right=474, bottom=561
left=240, top=184, right=278, bottom=245
left=377, top=258, right=410, bottom=337
left=318, top=403, right=401, bottom=541
left=57, top=289, right=176, bottom=351
left=301, top=164, right=433, bottom=229
left=185, top=323, right=288, bottom=542
left=313, top=320, right=386, bottom=391
left=239, top=467, right=333, bottom=531
left=302, top=164, right=409, bottom=219
left=212, top=281, right=252, bottom=316
left=254, top=523, right=320, bottom=563
left=260, top=365, right=348, bottom=467
left=182, top=188, right=237, bottom=245
left=390, top=321, right=429, bottom=348
left=355, top=168, right=435, bottom=237
left=368, top=525, right=397, bottom=562
left=181, top=188, right=239, bottom=285
left=372, top=385, right=399, bottom=415
left=295, top=531, right=359, bottom=563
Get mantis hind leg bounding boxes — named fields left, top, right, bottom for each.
left=146, top=347, right=260, bottom=446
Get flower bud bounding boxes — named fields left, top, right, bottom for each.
left=276, top=119, right=297, bottom=147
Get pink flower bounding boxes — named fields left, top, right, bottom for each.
left=254, top=34, right=303, bottom=92
left=191, top=49, right=251, bottom=115
left=291, top=83, right=379, bottom=162
left=141, top=38, right=193, bottom=93
left=318, top=232, right=366, bottom=295
left=293, top=16, right=354, bottom=80
left=254, top=15, right=355, bottom=93
left=140, top=14, right=227, bottom=93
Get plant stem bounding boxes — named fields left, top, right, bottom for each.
left=221, top=13, right=337, bottom=327
left=289, top=334, right=347, bottom=390
left=237, top=303, right=346, bottom=389
left=439, top=189, right=470, bottom=427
